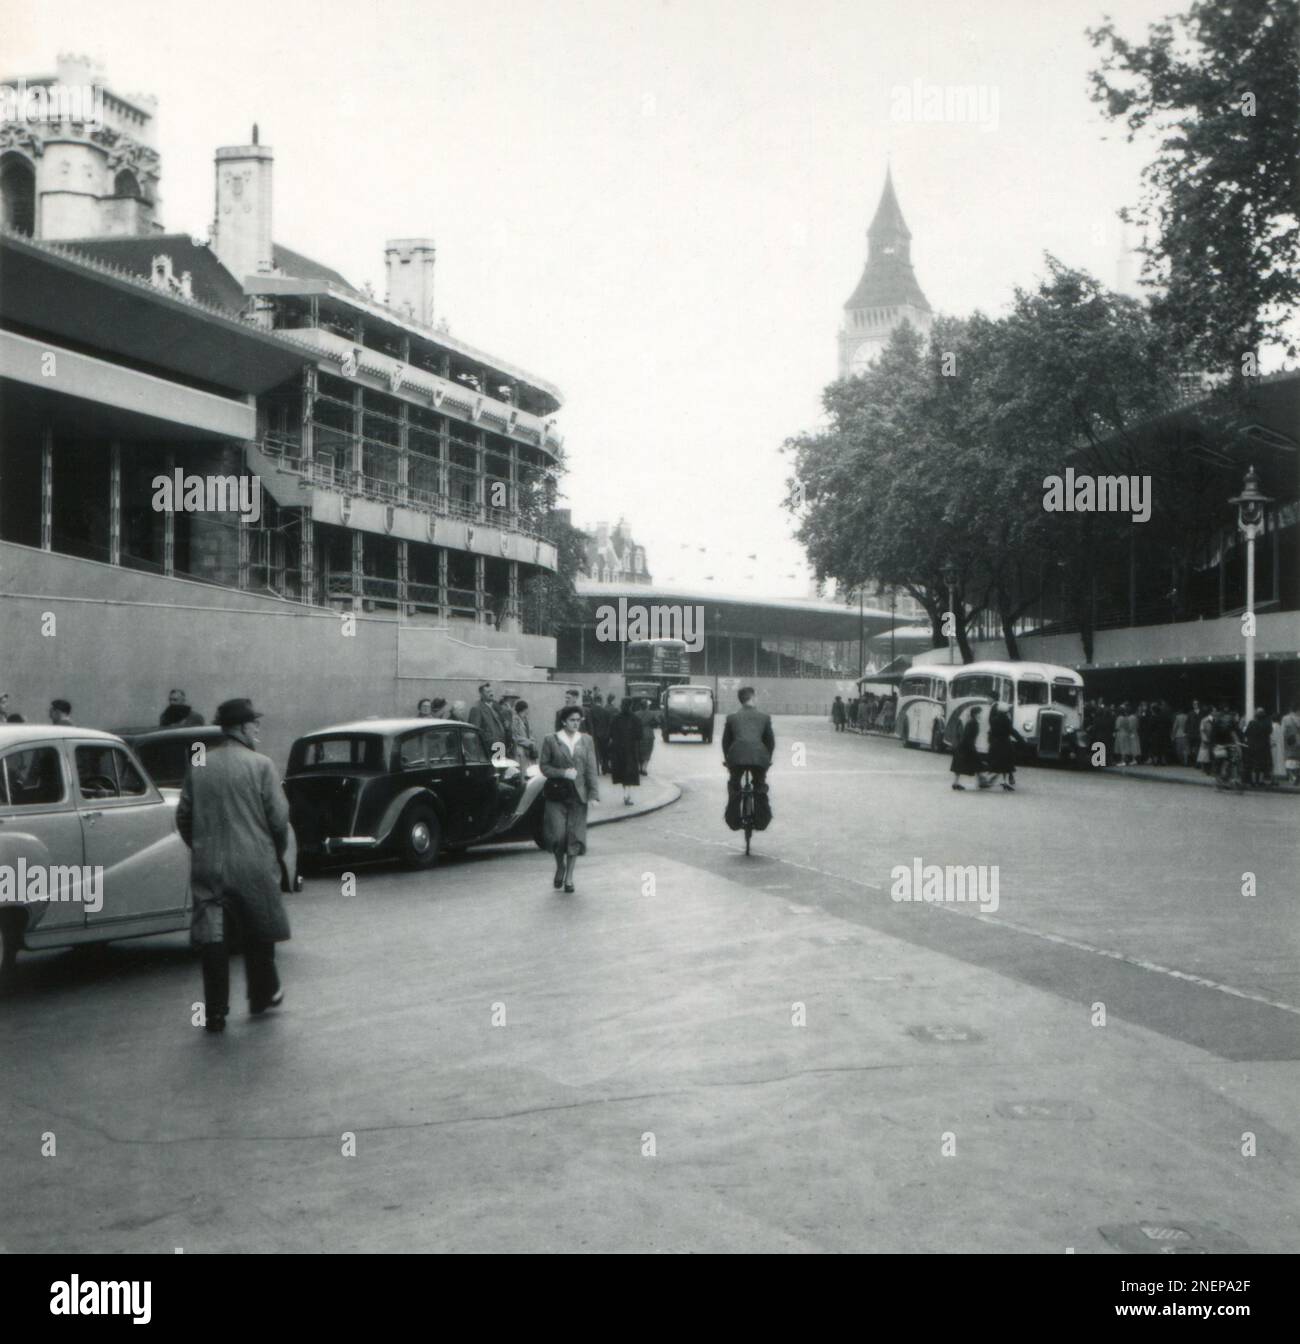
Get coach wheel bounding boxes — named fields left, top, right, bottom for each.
left=397, top=803, right=441, bottom=870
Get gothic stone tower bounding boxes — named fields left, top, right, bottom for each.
left=0, top=54, right=161, bottom=240
left=838, top=167, right=932, bottom=377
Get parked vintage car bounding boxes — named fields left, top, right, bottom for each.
left=119, top=724, right=227, bottom=791
left=0, top=724, right=191, bottom=981
left=661, top=684, right=716, bottom=743
left=283, top=718, right=548, bottom=870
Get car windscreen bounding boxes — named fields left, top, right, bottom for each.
left=290, top=735, right=384, bottom=771
left=1017, top=680, right=1049, bottom=706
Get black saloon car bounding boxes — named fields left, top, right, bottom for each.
left=284, top=718, right=546, bottom=869
left=119, top=724, right=228, bottom=791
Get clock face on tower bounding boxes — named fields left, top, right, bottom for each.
left=850, top=342, right=877, bottom=373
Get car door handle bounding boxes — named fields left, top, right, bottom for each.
left=83, top=811, right=102, bottom=824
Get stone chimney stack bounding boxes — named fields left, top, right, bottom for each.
left=385, top=238, right=436, bottom=325
left=212, top=132, right=274, bottom=285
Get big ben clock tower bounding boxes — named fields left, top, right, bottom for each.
left=838, top=167, right=932, bottom=377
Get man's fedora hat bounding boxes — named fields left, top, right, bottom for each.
left=215, top=698, right=264, bottom=728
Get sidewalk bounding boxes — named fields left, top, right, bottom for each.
left=846, top=723, right=1299, bottom=793
left=587, top=771, right=681, bottom=826
left=1102, top=762, right=1300, bottom=793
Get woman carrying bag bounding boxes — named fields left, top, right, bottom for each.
left=540, top=705, right=600, bottom=893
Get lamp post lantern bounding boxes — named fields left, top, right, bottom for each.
left=1229, top=466, right=1272, bottom=721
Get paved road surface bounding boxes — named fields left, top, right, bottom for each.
left=2, top=717, right=1295, bottom=1253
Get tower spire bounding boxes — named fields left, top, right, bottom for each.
left=838, top=166, right=933, bottom=376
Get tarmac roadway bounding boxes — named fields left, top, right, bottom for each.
left=2, top=717, right=1297, bottom=1254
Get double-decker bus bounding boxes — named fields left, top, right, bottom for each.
left=624, top=638, right=690, bottom=706
left=944, top=660, right=1086, bottom=764
left=894, top=663, right=963, bottom=751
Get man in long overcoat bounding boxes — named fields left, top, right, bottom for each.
left=177, top=698, right=292, bottom=1034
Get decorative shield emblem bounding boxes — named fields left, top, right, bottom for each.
left=427, top=513, right=437, bottom=541
left=465, top=525, right=475, bottom=549
left=507, top=409, right=519, bottom=435
left=500, top=533, right=511, bottom=556
left=340, top=495, right=352, bottom=524
left=432, top=385, right=445, bottom=409
left=384, top=504, right=395, bottom=533
left=471, top=396, right=484, bottom=422
left=389, top=362, right=405, bottom=393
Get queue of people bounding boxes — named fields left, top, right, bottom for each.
left=843, top=692, right=896, bottom=735
left=1082, top=698, right=1299, bottom=786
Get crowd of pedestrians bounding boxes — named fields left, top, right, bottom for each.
left=838, top=692, right=897, bottom=735
left=1083, top=698, right=1299, bottom=786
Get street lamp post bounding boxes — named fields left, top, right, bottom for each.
left=943, top=562, right=959, bottom=665
left=1229, top=466, right=1272, bottom=721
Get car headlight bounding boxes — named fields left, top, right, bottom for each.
left=1022, top=719, right=1034, bottom=733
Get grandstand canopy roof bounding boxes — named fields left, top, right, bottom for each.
left=575, top=580, right=902, bottom=639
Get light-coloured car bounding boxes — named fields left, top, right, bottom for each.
left=0, top=725, right=191, bottom=981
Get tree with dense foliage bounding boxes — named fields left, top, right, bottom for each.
left=1089, top=0, right=1300, bottom=374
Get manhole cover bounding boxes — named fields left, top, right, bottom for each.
left=996, top=1099, right=1095, bottom=1121
left=1098, top=1223, right=1249, bottom=1254
left=907, top=1024, right=983, bottom=1044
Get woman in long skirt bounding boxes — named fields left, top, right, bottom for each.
left=950, top=708, right=984, bottom=791
left=607, top=697, right=642, bottom=805
left=986, top=702, right=1024, bottom=791
left=539, top=707, right=600, bottom=892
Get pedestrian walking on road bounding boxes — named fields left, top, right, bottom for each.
left=986, top=702, right=1023, bottom=791
left=177, top=698, right=293, bottom=1035
left=831, top=696, right=846, bottom=732
left=540, top=707, right=599, bottom=893
left=635, top=697, right=658, bottom=774
left=607, top=698, right=642, bottom=804
left=950, top=709, right=983, bottom=791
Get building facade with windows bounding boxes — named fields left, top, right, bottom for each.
left=0, top=58, right=576, bottom=764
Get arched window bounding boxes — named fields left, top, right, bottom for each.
left=1, top=153, right=36, bottom=235
left=113, top=169, right=142, bottom=199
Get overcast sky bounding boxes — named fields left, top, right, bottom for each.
left=11, top=0, right=1179, bottom=597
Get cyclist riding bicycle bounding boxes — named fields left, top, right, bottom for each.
left=722, top=686, right=774, bottom=833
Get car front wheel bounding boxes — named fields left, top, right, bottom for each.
left=397, top=803, right=441, bottom=869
